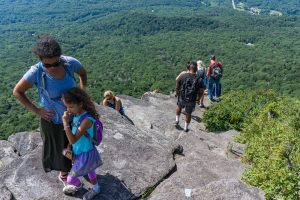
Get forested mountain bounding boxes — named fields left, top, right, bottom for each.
left=0, top=1, right=299, bottom=199
left=0, top=0, right=299, bottom=137
left=238, top=0, right=300, bottom=15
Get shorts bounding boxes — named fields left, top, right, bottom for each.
left=177, top=100, right=196, bottom=114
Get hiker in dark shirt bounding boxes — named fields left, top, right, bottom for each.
left=102, top=90, right=125, bottom=115
left=175, top=61, right=203, bottom=132
left=102, top=90, right=135, bottom=125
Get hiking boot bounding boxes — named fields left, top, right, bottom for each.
left=184, top=128, right=189, bottom=132
left=63, top=183, right=83, bottom=195
left=83, top=189, right=100, bottom=200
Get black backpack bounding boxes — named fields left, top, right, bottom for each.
left=180, top=74, right=200, bottom=102
left=211, top=64, right=222, bottom=80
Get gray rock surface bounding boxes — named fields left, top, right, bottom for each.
left=193, top=179, right=265, bottom=200
left=0, top=186, right=13, bottom=200
left=8, top=131, right=41, bottom=156
left=0, top=93, right=265, bottom=200
left=228, top=141, right=246, bottom=159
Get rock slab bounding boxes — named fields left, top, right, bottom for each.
left=0, top=94, right=264, bottom=200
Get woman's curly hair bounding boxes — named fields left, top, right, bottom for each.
left=32, top=34, right=62, bottom=58
left=62, top=87, right=100, bottom=119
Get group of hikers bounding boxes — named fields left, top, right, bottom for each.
left=12, top=35, right=223, bottom=199
left=175, top=56, right=223, bottom=132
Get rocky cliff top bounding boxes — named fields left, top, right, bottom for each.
left=0, top=93, right=265, bottom=200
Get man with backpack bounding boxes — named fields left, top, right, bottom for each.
left=175, top=61, right=203, bottom=132
left=206, top=55, right=223, bottom=102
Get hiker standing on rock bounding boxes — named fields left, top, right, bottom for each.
left=13, top=35, right=87, bottom=184
left=175, top=61, right=203, bottom=132
left=61, top=87, right=103, bottom=199
left=207, top=55, right=223, bottom=102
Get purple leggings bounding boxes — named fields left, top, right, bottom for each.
left=67, top=170, right=97, bottom=186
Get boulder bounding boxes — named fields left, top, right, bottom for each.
left=8, top=131, right=41, bottom=156
left=0, top=94, right=264, bottom=200
left=228, top=141, right=245, bottom=159
left=147, top=129, right=249, bottom=200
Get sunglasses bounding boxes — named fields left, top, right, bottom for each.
left=42, top=60, right=61, bottom=68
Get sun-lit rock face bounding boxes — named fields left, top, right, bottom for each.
left=0, top=93, right=264, bottom=200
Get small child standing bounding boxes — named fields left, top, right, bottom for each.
left=61, top=87, right=103, bottom=200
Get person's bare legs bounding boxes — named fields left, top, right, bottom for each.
left=176, top=105, right=182, bottom=115
left=198, top=88, right=205, bottom=107
left=200, top=95, right=204, bottom=106
left=185, top=113, right=191, bottom=123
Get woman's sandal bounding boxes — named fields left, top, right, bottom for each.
left=58, top=173, right=68, bottom=186
left=62, top=149, right=74, bottom=162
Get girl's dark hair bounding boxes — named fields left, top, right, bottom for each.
left=62, top=87, right=100, bottom=119
left=32, top=34, right=62, bottom=58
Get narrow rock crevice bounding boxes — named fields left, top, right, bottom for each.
left=136, top=164, right=177, bottom=200
left=137, top=145, right=184, bottom=199
left=13, top=148, right=21, bottom=157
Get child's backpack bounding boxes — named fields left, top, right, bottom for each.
left=76, top=113, right=103, bottom=146
left=210, top=63, right=222, bottom=80
left=180, top=74, right=201, bottom=102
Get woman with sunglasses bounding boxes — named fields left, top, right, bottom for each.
left=102, top=90, right=125, bottom=115
left=13, top=35, right=87, bottom=188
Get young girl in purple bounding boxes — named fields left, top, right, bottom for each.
left=61, top=87, right=102, bottom=200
